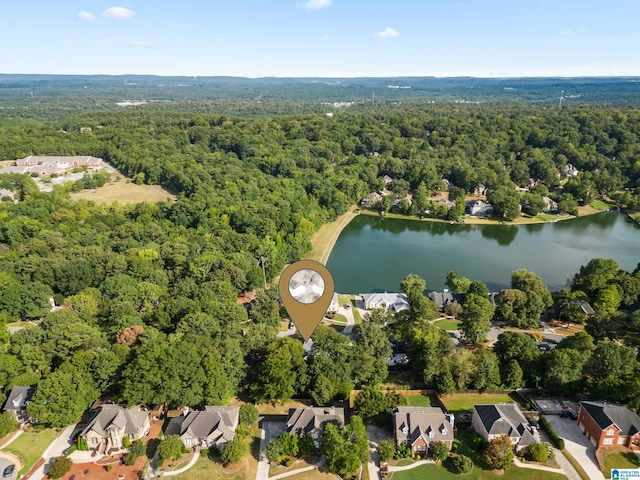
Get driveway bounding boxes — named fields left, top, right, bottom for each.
left=256, top=420, right=286, bottom=480
left=544, top=415, right=605, bottom=480
left=366, top=424, right=392, bottom=480
left=27, top=424, right=76, bottom=480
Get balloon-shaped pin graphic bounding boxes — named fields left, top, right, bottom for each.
left=279, top=260, right=334, bottom=341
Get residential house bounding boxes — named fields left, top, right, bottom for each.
left=0, top=155, right=104, bottom=178
left=0, top=188, right=15, bottom=202
left=80, top=404, right=150, bottom=454
left=474, top=184, right=488, bottom=196
left=382, top=175, right=393, bottom=188
left=428, top=290, right=455, bottom=310
left=472, top=404, right=537, bottom=452
left=2, top=385, right=34, bottom=423
left=392, top=195, right=413, bottom=209
left=360, top=192, right=383, bottom=208
left=441, top=179, right=452, bottom=191
left=466, top=200, right=494, bottom=217
left=393, top=407, right=455, bottom=454
left=564, top=163, right=580, bottom=177
left=437, top=198, right=456, bottom=209
left=362, top=293, right=410, bottom=312
left=577, top=401, right=640, bottom=450
left=327, top=292, right=339, bottom=313
left=579, top=301, right=596, bottom=316
left=286, top=406, right=345, bottom=448
left=542, top=196, right=558, bottom=213
left=165, top=406, right=240, bottom=450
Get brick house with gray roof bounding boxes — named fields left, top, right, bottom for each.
left=472, top=404, right=536, bottom=452
left=393, top=407, right=455, bottom=455
left=577, top=401, right=640, bottom=450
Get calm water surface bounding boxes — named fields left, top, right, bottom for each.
left=326, top=212, right=640, bottom=293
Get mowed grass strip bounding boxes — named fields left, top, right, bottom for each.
left=2, top=428, right=57, bottom=475
left=70, top=180, right=175, bottom=204
left=435, top=319, right=461, bottom=330
left=403, top=395, right=438, bottom=407
left=439, top=392, right=516, bottom=414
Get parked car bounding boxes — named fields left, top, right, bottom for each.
left=3, top=464, right=15, bottom=478
left=528, top=418, right=540, bottom=430
left=538, top=342, right=551, bottom=351
left=344, top=303, right=351, bottom=309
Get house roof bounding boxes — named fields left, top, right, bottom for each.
left=474, top=404, right=535, bottom=446
left=80, top=404, right=148, bottom=438
left=580, top=402, right=640, bottom=436
left=580, top=302, right=596, bottom=316
left=286, top=406, right=345, bottom=436
left=362, top=293, right=410, bottom=311
left=393, top=407, right=454, bottom=445
left=428, top=291, right=455, bottom=308
left=3, top=386, right=34, bottom=412
left=165, top=406, right=239, bottom=443
left=16, top=155, right=103, bottom=166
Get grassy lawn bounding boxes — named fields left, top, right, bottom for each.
left=70, top=178, right=175, bottom=204
left=304, top=205, right=358, bottom=264
left=390, top=464, right=566, bottom=480
left=269, top=456, right=319, bottom=477
left=350, top=303, right=363, bottom=323
left=435, top=319, right=461, bottom=330
left=2, top=428, right=57, bottom=475
left=380, top=373, right=424, bottom=391
left=590, top=199, right=612, bottom=210
left=285, top=465, right=341, bottom=480
left=332, top=314, right=348, bottom=325
left=256, top=399, right=311, bottom=415
left=338, top=295, right=352, bottom=306
left=439, top=392, right=516, bottom=414
left=403, top=395, right=438, bottom=407
left=603, top=450, right=639, bottom=478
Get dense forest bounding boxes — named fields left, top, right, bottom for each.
left=1, top=91, right=640, bottom=429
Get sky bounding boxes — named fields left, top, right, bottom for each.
left=0, top=0, right=639, bottom=78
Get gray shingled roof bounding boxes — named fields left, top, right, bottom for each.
left=580, top=401, right=640, bottom=436
left=165, top=406, right=239, bottom=444
left=393, top=407, right=454, bottom=446
left=80, top=404, right=148, bottom=438
left=474, top=404, right=534, bottom=445
left=286, top=406, right=345, bottom=436
left=3, top=386, right=34, bottom=412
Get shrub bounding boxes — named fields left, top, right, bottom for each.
left=377, top=439, right=396, bottom=463
left=131, top=439, right=146, bottom=458
left=284, top=458, right=295, bottom=467
left=123, top=451, right=137, bottom=466
left=77, top=436, right=88, bottom=451
left=221, top=437, right=248, bottom=465
left=123, top=435, right=131, bottom=448
left=47, top=456, right=73, bottom=479
left=0, top=411, right=19, bottom=439
left=528, top=443, right=549, bottom=463
left=106, top=464, right=113, bottom=471
left=158, top=435, right=185, bottom=461
left=299, top=434, right=315, bottom=456
left=239, top=403, right=259, bottom=426
left=451, top=454, right=473, bottom=474
left=430, top=441, right=450, bottom=463
left=539, top=416, right=565, bottom=449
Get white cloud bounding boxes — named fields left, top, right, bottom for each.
left=302, top=0, right=331, bottom=10
left=376, top=27, right=399, bottom=39
left=103, top=7, right=136, bottom=19
left=77, top=11, right=95, bottom=21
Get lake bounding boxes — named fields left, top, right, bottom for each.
left=326, top=212, right=640, bottom=293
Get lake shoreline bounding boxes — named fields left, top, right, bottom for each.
left=305, top=204, right=359, bottom=264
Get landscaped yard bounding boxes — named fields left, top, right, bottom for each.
left=256, top=398, right=311, bottom=415
left=439, top=392, right=517, bottom=414
left=350, top=303, right=363, bottom=323
left=435, top=319, right=461, bottom=330
left=1, top=428, right=57, bottom=475
left=70, top=178, right=175, bottom=204
left=602, top=449, right=639, bottom=478
left=269, top=456, right=319, bottom=476
left=403, top=394, right=439, bottom=407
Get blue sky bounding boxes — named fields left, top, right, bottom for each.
left=1, top=0, right=638, bottom=77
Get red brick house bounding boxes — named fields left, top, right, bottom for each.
left=393, top=407, right=455, bottom=455
left=577, top=401, right=640, bottom=450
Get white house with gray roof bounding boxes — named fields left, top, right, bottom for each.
left=472, top=404, right=536, bottom=452
left=165, top=406, right=239, bottom=450
left=362, top=293, right=410, bottom=312
left=0, top=156, right=104, bottom=178
left=80, top=404, right=150, bottom=454
left=3, top=385, right=34, bottom=423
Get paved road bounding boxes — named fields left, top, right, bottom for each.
left=545, top=414, right=605, bottom=480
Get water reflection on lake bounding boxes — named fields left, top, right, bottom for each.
left=326, top=212, right=640, bottom=293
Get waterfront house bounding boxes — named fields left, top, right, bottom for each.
left=362, top=292, right=410, bottom=312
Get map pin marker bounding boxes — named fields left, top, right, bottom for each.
left=279, top=260, right=334, bottom=341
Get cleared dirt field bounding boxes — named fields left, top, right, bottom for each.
left=70, top=180, right=175, bottom=204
